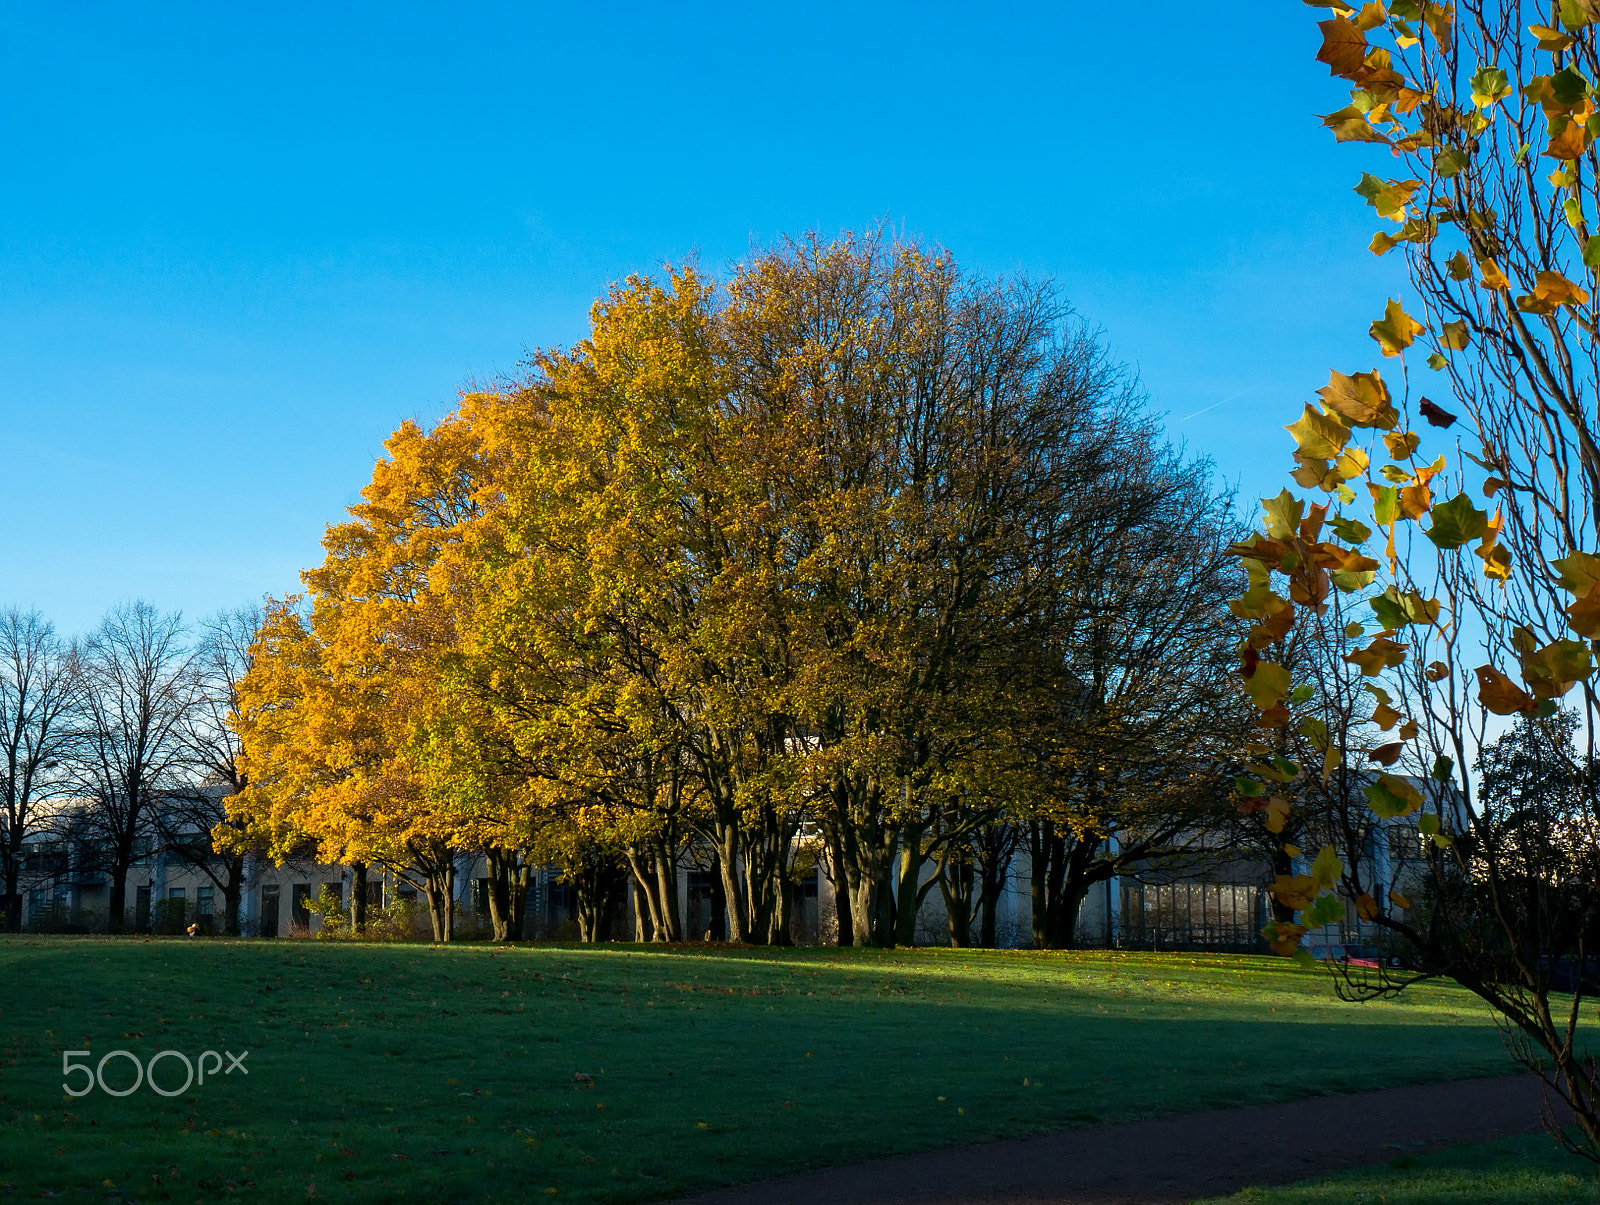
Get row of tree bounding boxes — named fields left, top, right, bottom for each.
left=227, top=234, right=1253, bottom=946
left=0, top=602, right=257, bottom=933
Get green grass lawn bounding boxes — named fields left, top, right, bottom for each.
left=1205, top=1131, right=1600, bottom=1203
left=0, top=938, right=1524, bottom=1203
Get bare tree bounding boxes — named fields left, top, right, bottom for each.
left=74, top=602, right=196, bottom=932
left=157, top=605, right=263, bottom=935
left=0, top=610, right=80, bottom=931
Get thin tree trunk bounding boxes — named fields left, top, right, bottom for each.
left=654, top=840, right=681, bottom=942
left=352, top=862, right=369, bottom=934
left=825, top=827, right=853, bottom=947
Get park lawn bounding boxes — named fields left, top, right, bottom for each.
left=0, top=939, right=1520, bottom=1204
left=1206, top=1131, right=1600, bottom=1203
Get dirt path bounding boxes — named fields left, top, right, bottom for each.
left=666, top=1073, right=1558, bottom=1204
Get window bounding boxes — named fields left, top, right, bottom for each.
left=473, top=878, right=490, bottom=918
left=259, top=886, right=281, bottom=938
left=197, top=886, right=214, bottom=917
left=168, top=887, right=185, bottom=901
left=365, top=880, right=383, bottom=908
left=1388, top=827, right=1424, bottom=863
left=322, top=881, right=343, bottom=908
left=291, top=883, right=311, bottom=928
left=135, top=884, right=151, bottom=931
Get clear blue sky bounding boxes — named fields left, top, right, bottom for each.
left=3, top=2, right=1408, bottom=636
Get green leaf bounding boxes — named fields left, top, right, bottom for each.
left=1235, top=777, right=1266, bottom=797
left=1426, top=492, right=1489, bottom=549
left=1426, top=352, right=1448, bottom=369
left=1370, top=590, right=1407, bottom=630
left=1371, top=484, right=1399, bottom=525
left=1364, top=773, right=1425, bottom=818
left=1330, top=567, right=1376, bottom=592
left=1431, top=753, right=1454, bottom=780
left=1562, top=0, right=1600, bottom=27
left=1435, top=146, right=1469, bottom=178
left=1553, top=67, right=1590, bottom=107
left=1329, top=515, right=1372, bottom=543
left=1469, top=66, right=1511, bottom=108
left=1303, top=893, right=1345, bottom=927
left=1418, top=812, right=1440, bottom=836
left=1584, top=235, right=1600, bottom=269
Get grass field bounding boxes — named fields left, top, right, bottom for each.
left=1205, top=1131, right=1600, bottom=1203
left=0, top=938, right=1524, bottom=1203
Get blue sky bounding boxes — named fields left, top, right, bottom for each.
left=2, top=3, right=1407, bottom=636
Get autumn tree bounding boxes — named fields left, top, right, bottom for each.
left=1236, top=0, right=1600, bottom=1161
left=0, top=609, right=80, bottom=931
left=230, top=412, right=495, bottom=941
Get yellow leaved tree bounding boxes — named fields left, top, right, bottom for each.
left=1240, top=0, right=1600, bottom=1160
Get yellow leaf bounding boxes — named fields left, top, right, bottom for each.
left=1244, top=661, right=1292, bottom=711
left=1530, top=23, right=1577, bottom=50
left=1372, top=702, right=1402, bottom=729
left=1318, top=369, right=1399, bottom=429
left=1346, top=635, right=1409, bottom=675
left=1389, top=889, right=1411, bottom=909
left=1567, top=584, right=1600, bottom=638
left=1286, top=405, right=1352, bottom=459
left=1479, top=259, right=1510, bottom=289
left=1265, top=797, right=1293, bottom=834
left=1311, top=844, right=1344, bottom=889
left=1322, top=105, right=1393, bottom=144
left=1383, top=429, right=1420, bottom=459
left=1369, top=298, right=1426, bottom=356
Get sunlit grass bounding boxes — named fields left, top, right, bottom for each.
left=1, top=939, right=1522, bottom=1203
left=1203, top=1131, right=1599, bottom=1204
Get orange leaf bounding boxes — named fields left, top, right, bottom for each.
left=1474, top=664, right=1537, bottom=715
left=1316, top=17, right=1369, bottom=78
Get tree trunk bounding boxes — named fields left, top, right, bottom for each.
left=714, top=824, right=744, bottom=942
left=108, top=860, right=129, bottom=933
left=654, top=840, right=681, bottom=942
left=352, top=862, right=369, bottom=934
left=485, top=849, right=525, bottom=943
left=2, top=856, right=20, bottom=933
left=223, top=858, right=243, bottom=938
left=939, top=847, right=976, bottom=948
left=824, top=827, right=853, bottom=946
left=893, top=822, right=926, bottom=947
left=979, top=876, right=998, bottom=948
left=1028, top=820, right=1050, bottom=949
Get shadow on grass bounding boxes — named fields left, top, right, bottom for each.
left=0, top=938, right=1528, bottom=1204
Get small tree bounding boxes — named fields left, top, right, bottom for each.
left=0, top=610, right=79, bottom=931
left=1237, top=0, right=1600, bottom=1162
left=73, top=603, right=195, bottom=932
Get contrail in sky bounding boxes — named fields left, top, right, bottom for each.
left=1178, top=383, right=1263, bottom=423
